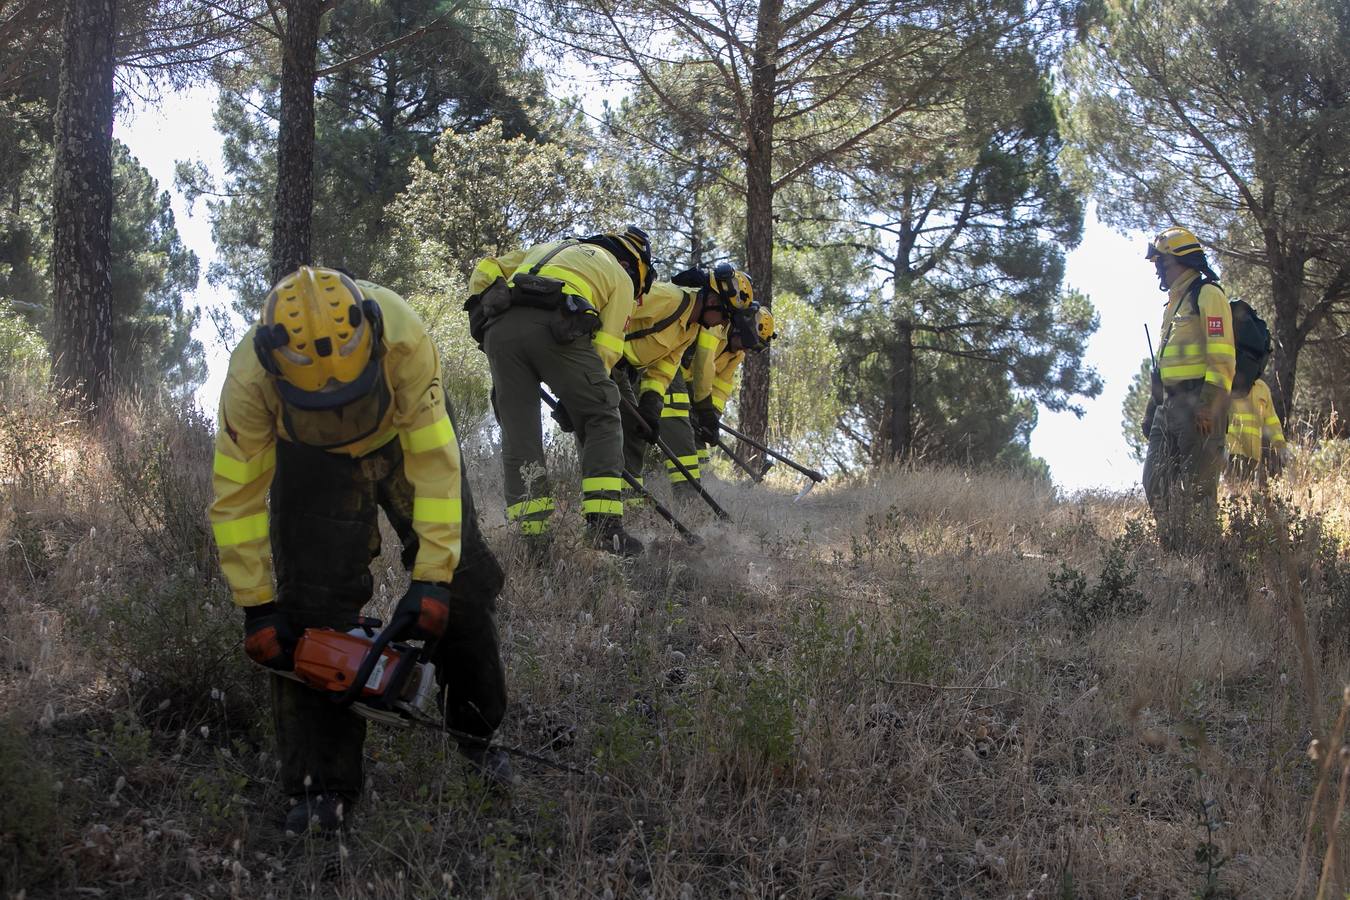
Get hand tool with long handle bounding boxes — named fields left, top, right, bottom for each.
left=717, top=422, right=825, bottom=483
left=714, top=436, right=770, bottom=482
left=619, top=470, right=703, bottom=545
left=538, top=389, right=705, bottom=542
left=620, top=395, right=732, bottom=521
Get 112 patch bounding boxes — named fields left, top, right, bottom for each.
left=1207, top=316, right=1224, bottom=336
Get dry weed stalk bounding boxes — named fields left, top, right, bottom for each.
left=1275, top=473, right=1350, bottom=896
left=1300, top=691, right=1350, bottom=896
left=1316, top=740, right=1350, bottom=899
left=1263, top=495, right=1324, bottom=731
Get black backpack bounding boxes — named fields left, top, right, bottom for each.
left=1185, top=278, right=1272, bottom=396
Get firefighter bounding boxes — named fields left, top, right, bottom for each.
left=1140, top=226, right=1235, bottom=552
left=616, top=264, right=751, bottom=504
left=688, top=300, right=776, bottom=466
left=1225, top=376, right=1289, bottom=483
left=467, top=226, right=651, bottom=554
left=209, top=267, right=509, bottom=835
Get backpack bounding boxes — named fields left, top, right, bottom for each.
left=1185, top=278, right=1272, bottom=396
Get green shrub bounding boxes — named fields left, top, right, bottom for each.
left=592, top=703, right=656, bottom=774
left=732, top=666, right=796, bottom=770
left=0, top=301, right=48, bottom=374
left=1049, top=533, right=1145, bottom=631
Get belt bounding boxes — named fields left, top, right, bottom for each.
left=1164, top=378, right=1203, bottom=396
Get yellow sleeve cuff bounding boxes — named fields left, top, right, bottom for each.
left=232, top=585, right=275, bottom=607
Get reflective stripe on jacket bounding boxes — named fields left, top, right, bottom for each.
left=624, top=281, right=703, bottom=396
left=209, top=283, right=463, bottom=606
left=1226, top=377, right=1286, bottom=461
left=469, top=241, right=636, bottom=372
left=687, top=323, right=723, bottom=406
left=1157, top=269, right=1235, bottom=396
left=709, top=351, right=745, bottom=412
left=688, top=322, right=745, bottom=412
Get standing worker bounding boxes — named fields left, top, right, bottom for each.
left=467, top=227, right=652, bottom=554
left=1140, top=226, right=1235, bottom=552
left=209, top=267, right=509, bottom=834
left=616, top=264, right=748, bottom=503
left=1225, top=376, right=1289, bottom=483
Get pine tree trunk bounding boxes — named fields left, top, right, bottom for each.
left=269, top=0, right=324, bottom=285
left=688, top=151, right=706, bottom=267
left=1266, top=245, right=1305, bottom=426
left=887, top=318, right=914, bottom=461
left=1268, top=314, right=1300, bottom=428
left=736, top=1, right=780, bottom=457
left=50, top=0, right=117, bottom=414
left=739, top=151, right=773, bottom=450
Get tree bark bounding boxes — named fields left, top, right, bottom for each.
left=50, top=0, right=117, bottom=413
left=269, top=0, right=324, bottom=285
left=688, top=150, right=706, bottom=267
left=887, top=317, right=914, bottom=461
left=1265, top=240, right=1306, bottom=425
left=736, top=0, right=781, bottom=457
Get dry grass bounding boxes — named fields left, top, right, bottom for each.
left=3, top=378, right=1350, bottom=898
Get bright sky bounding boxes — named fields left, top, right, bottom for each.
left=116, top=84, right=1154, bottom=494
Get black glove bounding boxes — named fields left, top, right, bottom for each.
left=637, top=390, right=664, bottom=438
left=550, top=401, right=575, bottom=433
left=693, top=401, right=721, bottom=444
left=389, top=580, right=451, bottom=642
left=243, top=603, right=298, bottom=671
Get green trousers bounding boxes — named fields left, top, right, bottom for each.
left=1142, top=389, right=1226, bottom=553
left=483, top=306, right=624, bottom=533
left=660, top=373, right=702, bottom=495
left=618, top=369, right=704, bottom=505
left=269, top=416, right=506, bottom=800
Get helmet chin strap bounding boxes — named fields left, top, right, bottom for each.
left=1154, top=258, right=1170, bottom=292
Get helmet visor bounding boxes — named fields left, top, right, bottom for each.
left=275, top=353, right=383, bottom=411
left=279, top=363, right=391, bottom=450
left=729, top=308, right=763, bottom=352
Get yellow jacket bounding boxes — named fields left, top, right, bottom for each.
left=210, top=283, right=463, bottom=607
left=1226, top=377, right=1286, bottom=461
left=624, top=281, right=703, bottom=396
left=689, top=324, right=744, bottom=412
left=469, top=240, right=635, bottom=372
left=1157, top=269, right=1235, bottom=403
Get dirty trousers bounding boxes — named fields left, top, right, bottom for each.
left=269, top=417, right=506, bottom=798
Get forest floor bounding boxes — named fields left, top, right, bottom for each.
left=3, top=379, right=1350, bottom=899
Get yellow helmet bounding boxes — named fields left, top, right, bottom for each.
left=712, top=262, right=754, bottom=310
left=1145, top=226, right=1204, bottom=260
left=727, top=301, right=774, bottom=353
left=253, top=266, right=385, bottom=409
left=754, top=305, right=776, bottom=343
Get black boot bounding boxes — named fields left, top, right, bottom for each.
left=284, top=792, right=351, bottom=836
left=460, top=744, right=515, bottom=792
left=585, top=514, right=643, bottom=556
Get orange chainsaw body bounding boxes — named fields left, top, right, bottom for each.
left=292, top=629, right=406, bottom=699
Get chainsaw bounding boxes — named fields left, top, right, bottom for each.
left=263, top=619, right=593, bottom=778
left=278, top=618, right=440, bottom=728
